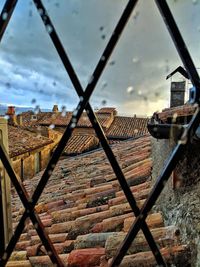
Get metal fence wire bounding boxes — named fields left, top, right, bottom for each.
left=0, top=1, right=200, bottom=266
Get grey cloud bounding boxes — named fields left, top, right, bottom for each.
left=0, top=0, right=200, bottom=115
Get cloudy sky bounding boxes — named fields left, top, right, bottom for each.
left=0, top=0, right=200, bottom=116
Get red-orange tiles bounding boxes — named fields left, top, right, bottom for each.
left=158, top=104, right=196, bottom=122
left=106, top=116, right=149, bottom=139
left=8, top=125, right=53, bottom=157
left=63, top=134, right=99, bottom=155
left=8, top=136, right=189, bottom=266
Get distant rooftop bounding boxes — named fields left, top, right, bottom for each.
left=8, top=125, right=53, bottom=158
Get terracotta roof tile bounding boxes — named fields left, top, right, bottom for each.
left=106, top=116, right=149, bottom=139
left=77, top=113, right=113, bottom=129
left=21, top=108, right=117, bottom=129
left=8, top=126, right=53, bottom=158
left=97, top=107, right=117, bottom=115
left=20, top=109, right=150, bottom=148
left=62, top=134, right=99, bottom=155
left=8, top=136, right=189, bottom=266
left=157, top=104, right=196, bottom=122
left=68, top=248, right=105, bottom=267
left=20, top=111, right=53, bottom=126
left=107, top=245, right=189, bottom=267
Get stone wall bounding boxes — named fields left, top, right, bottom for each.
left=12, top=153, right=35, bottom=180
left=23, top=154, right=35, bottom=179
left=11, top=142, right=55, bottom=180
left=151, top=137, right=200, bottom=267
left=10, top=129, right=62, bottom=181
left=48, top=129, right=62, bottom=142
left=12, top=158, right=22, bottom=178
left=40, top=145, right=51, bottom=170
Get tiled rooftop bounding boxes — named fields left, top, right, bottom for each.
left=21, top=112, right=54, bottom=127
left=38, top=112, right=72, bottom=127
left=8, top=135, right=189, bottom=266
left=37, top=112, right=113, bottom=129
left=157, top=104, right=196, bottom=122
left=17, top=108, right=149, bottom=156
left=63, top=135, right=99, bottom=155
left=106, top=116, right=149, bottom=139
left=77, top=113, right=113, bottom=129
left=8, top=126, right=53, bottom=158
left=19, top=108, right=148, bottom=139
left=97, top=107, right=117, bottom=115
left=49, top=129, right=99, bottom=155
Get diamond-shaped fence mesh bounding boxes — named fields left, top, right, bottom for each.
left=0, top=0, right=200, bottom=267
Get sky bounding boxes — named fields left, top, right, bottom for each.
left=0, top=0, right=200, bottom=116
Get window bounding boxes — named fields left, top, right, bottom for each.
left=31, top=115, right=37, bottom=120
left=0, top=1, right=200, bottom=267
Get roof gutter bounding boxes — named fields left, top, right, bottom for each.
left=148, top=122, right=200, bottom=141
left=147, top=122, right=184, bottom=140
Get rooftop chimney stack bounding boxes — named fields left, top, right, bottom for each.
left=170, top=81, right=186, bottom=108
left=6, top=106, right=17, bottom=126
left=6, top=106, right=15, bottom=116
left=52, top=104, right=59, bottom=113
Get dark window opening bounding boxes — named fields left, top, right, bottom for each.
left=34, top=152, right=41, bottom=174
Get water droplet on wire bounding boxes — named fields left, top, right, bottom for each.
left=2, top=12, right=8, bottom=20
left=73, top=109, right=78, bottom=117
left=88, top=75, right=94, bottom=84
left=70, top=122, right=76, bottom=129
left=46, top=24, right=53, bottom=34
left=38, top=8, right=43, bottom=15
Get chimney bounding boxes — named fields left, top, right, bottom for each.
left=170, top=81, right=186, bottom=108
left=6, top=106, right=17, bottom=125
left=52, top=104, right=59, bottom=113
left=6, top=106, right=15, bottom=116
